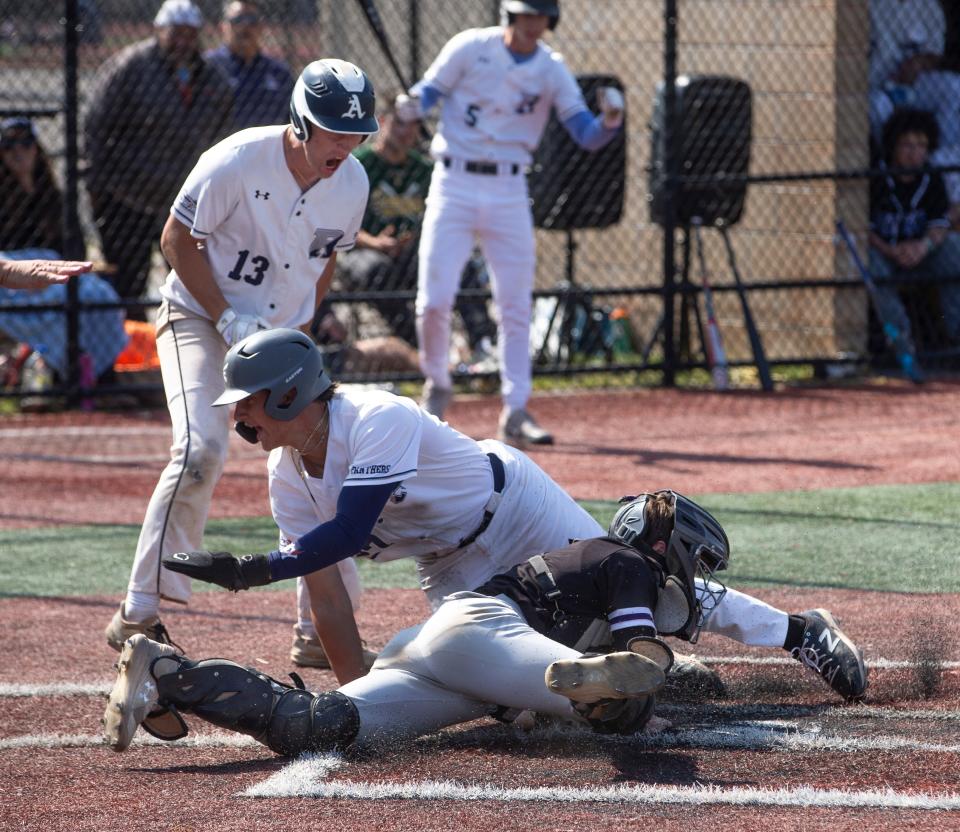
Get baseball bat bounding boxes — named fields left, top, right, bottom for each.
left=719, top=225, right=775, bottom=392
left=693, top=224, right=730, bottom=391
left=836, top=220, right=925, bottom=384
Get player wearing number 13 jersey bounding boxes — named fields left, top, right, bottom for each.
left=104, top=59, right=379, bottom=656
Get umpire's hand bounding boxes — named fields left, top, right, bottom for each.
left=162, top=550, right=272, bottom=591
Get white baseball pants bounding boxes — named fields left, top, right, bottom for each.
left=338, top=592, right=582, bottom=746
left=126, top=306, right=230, bottom=603
left=416, top=164, right=536, bottom=410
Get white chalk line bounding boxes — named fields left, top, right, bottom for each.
left=701, top=656, right=960, bottom=670
left=3, top=719, right=958, bottom=755
left=238, top=752, right=960, bottom=811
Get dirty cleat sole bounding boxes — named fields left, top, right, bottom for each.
left=545, top=652, right=666, bottom=703
left=103, top=634, right=177, bottom=751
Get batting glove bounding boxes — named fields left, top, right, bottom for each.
left=394, top=93, right=422, bottom=123
left=598, top=86, right=625, bottom=129
left=215, top=307, right=270, bottom=347
left=162, top=550, right=273, bottom=591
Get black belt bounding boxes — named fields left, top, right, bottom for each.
left=444, top=157, right=521, bottom=176
left=458, top=453, right=506, bottom=549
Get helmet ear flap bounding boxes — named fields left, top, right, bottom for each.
left=290, top=98, right=309, bottom=142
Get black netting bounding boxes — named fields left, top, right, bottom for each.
left=1, top=0, right=958, bottom=409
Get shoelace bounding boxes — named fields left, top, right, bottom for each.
left=153, top=621, right=185, bottom=655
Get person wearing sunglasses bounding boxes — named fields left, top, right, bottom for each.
left=205, top=1, right=295, bottom=131
left=0, top=118, right=63, bottom=255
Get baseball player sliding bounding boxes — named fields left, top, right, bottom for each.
left=104, top=60, right=379, bottom=669
left=147, top=328, right=866, bottom=704
left=399, top=0, right=625, bottom=445
left=105, top=492, right=866, bottom=755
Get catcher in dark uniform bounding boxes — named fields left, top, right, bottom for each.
left=103, top=491, right=867, bottom=755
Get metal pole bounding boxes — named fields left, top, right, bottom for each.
left=63, top=0, right=83, bottom=407
left=660, top=0, right=679, bottom=387
left=409, top=0, right=419, bottom=85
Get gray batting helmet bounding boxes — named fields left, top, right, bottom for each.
left=502, top=0, right=560, bottom=29
left=212, top=328, right=332, bottom=421
left=608, top=490, right=729, bottom=642
left=290, top=59, right=379, bottom=141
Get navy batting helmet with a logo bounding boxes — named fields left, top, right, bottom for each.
left=502, top=0, right=560, bottom=29
left=290, top=59, right=379, bottom=141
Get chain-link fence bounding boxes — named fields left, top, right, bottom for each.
left=1, top=0, right=958, bottom=409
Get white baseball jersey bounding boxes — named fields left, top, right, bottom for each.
left=417, top=27, right=587, bottom=165
left=161, top=125, right=369, bottom=328
left=268, top=387, right=496, bottom=561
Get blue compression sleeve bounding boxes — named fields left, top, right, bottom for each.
left=562, top=110, right=620, bottom=151
left=411, top=82, right=442, bottom=114
left=267, top=481, right=397, bottom=581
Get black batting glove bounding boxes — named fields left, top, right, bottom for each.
left=162, top=550, right=273, bottom=591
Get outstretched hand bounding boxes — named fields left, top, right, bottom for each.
left=0, top=258, right=92, bottom=289
left=162, top=550, right=272, bottom=591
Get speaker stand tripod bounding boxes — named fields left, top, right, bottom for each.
left=639, top=222, right=772, bottom=390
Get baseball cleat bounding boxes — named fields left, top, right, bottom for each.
left=103, top=634, right=178, bottom=751
left=104, top=603, right=180, bottom=654
left=499, top=408, right=554, bottom=447
left=545, top=651, right=666, bottom=704
left=791, top=609, right=868, bottom=702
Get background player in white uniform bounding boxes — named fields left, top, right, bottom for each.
left=398, top=0, right=625, bottom=445
left=163, top=329, right=868, bottom=704
left=104, top=60, right=379, bottom=658
left=106, top=492, right=866, bottom=755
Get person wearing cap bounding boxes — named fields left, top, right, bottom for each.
left=0, top=118, right=64, bottom=254
left=83, top=0, right=233, bottom=308
left=205, top=1, right=295, bottom=131
left=330, top=94, right=495, bottom=351
left=103, top=59, right=380, bottom=675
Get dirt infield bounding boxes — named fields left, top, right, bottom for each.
left=2, top=378, right=960, bottom=528
left=1, top=380, right=959, bottom=830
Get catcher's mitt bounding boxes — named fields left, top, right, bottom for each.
left=574, top=695, right=655, bottom=735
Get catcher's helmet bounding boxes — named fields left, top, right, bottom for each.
left=290, top=59, right=379, bottom=141
left=609, top=490, right=729, bottom=642
left=502, top=0, right=560, bottom=29
left=212, top=328, right=332, bottom=421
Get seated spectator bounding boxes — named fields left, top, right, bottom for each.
left=0, top=118, right=63, bottom=254
left=204, top=1, right=294, bottom=130
left=0, top=248, right=129, bottom=392
left=869, top=108, right=960, bottom=356
left=869, top=0, right=947, bottom=143
left=83, top=0, right=232, bottom=313
left=334, top=96, right=495, bottom=355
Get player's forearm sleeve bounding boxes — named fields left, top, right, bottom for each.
left=266, top=481, right=397, bottom=580
left=410, top=82, right=442, bottom=114
left=562, top=111, right=620, bottom=151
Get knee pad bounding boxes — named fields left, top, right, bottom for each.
left=155, top=658, right=360, bottom=756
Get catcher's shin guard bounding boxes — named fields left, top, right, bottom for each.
left=155, top=658, right=360, bottom=755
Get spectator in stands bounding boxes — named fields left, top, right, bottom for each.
left=869, top=0, right=947, bottom=143
left=869, top=108, right=960, bottom=355
left=83, top=0, right=232, bottom=313
left=0, top=118, right=63, bottom=254
left=335, top=96, right=495, bottom=354
left=205, top=1, right=294, bottom=131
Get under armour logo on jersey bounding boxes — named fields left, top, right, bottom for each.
left=255, top=190, right=270, bottom=200
left=341, top=94, right=365, bottom=119
left=309, top=228, right=345, bottom=259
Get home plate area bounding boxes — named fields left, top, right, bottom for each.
left=231, top=704, right=960, bottom=809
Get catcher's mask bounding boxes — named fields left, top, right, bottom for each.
left=608, top=490, right=729, bottom=642
left=212, top=328, right=332, bottom=423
